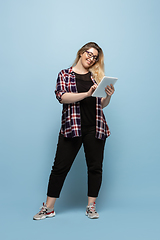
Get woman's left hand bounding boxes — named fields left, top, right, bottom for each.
left=104, top=84, right=115, bottom=97
left=101, top=84, right=115, bottom=108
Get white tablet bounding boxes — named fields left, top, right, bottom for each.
left=92, top=76, right=118, bottom=98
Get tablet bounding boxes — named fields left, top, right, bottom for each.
left=92, top=76, right=118, bottom=98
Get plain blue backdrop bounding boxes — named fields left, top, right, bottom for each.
left=0, top=0, right=160, bottom=239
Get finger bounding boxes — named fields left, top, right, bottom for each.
left=106, top=86, right=112, bottom=91
left=105, top=88, right=114, bottom=96
left=107, top=86, right=114, bottom=93
left=111, top=84, right=115, bottom=90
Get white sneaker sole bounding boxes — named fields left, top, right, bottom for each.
left=85, top=211, right=99, bottom=219
left=33, top=212, right=56, bottom=220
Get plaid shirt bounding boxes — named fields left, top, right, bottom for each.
left=55, top=67, right=110, bottom=140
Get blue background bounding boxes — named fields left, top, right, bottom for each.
left=0, top=0, right=160, bottom=239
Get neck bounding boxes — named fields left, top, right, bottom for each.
left=72, top=59, right=89, bottom=74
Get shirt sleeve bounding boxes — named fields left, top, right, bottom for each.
left=55, top=71, right=67, bottom=103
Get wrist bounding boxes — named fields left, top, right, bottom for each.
left=86, top=91, right=90, bottom=98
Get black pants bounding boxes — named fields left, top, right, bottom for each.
left=47, top=126, right=106, bottom=198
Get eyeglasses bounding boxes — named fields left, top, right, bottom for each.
left=85, top=51, right=99, bottom=62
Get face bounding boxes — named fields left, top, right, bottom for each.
left=80, top=48, right=99, bottom=69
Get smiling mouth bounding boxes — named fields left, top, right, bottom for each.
left=86, top=59, right=92, bottom=65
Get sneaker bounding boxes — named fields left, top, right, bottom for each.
left=33, top=202, right=55, bottom=220
left=85, top=202, right=99, bottom=219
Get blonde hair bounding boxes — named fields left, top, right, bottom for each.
left=72, top=42, right=105, bottom=84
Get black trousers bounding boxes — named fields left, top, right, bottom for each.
left=47, top=126, right=106, bottom=198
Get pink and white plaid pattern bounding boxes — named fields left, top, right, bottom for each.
left=55, top=67, right=110, bottom=140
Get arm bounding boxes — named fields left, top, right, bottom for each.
left=101, top=84, right=115, bottom=108
left=61, top=84, right=97, bottom=104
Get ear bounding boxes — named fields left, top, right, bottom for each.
left=80, top=51, right=85, bottom=57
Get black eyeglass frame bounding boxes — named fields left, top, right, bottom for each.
left=85, top=50, right=99, bottom=62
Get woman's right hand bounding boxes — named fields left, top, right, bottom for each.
left=60, top=84, right=97, bottom=104
left=87, top=84, right=97, bottom=97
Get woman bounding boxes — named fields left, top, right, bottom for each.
left=33, top=42, right=115, bottom=220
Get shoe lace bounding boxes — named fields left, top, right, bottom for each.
left=89, top=202, right=97, bottom=213
left=39, top=203, right=47, bottom=213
